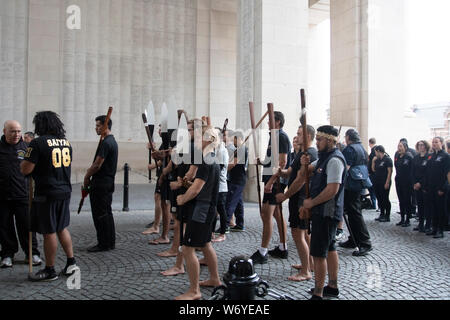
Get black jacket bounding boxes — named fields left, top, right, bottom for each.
left=0, top=135, right=28, bottom=200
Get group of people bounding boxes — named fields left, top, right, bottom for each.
left=1, top=108, right=448, bottom=301
left=0, top=112, right=118, bottom=282
left=368, top=137, right=450, bottom=239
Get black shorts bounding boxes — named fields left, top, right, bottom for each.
left=183, top=219, right=213, bottom=248
left=289, top=197, right=309, bottom=230
left=310, top=214, right=338, bottom=258
left=31, top=196, right=71, bottom=235
left=263, top=183, right=287, bottom=205
left=177, top=200, right=194, bottom=222
left=157, top=179, right=170, bottom=201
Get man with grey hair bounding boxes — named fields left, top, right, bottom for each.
left=0, top=121, right=41, bottom=268
left=339, top=129, right=373, bottom=256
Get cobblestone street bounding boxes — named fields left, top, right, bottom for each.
left=0, top=185, right=448, bottom=300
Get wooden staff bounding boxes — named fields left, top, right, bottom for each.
left=299, top=89, right=311, bottom=220
left=27, top=176, right=33, bottom=278
left=267, top=103, right=286, bottom=250
left=249, top=102, right=263, bottom=213
left=243, top=111, right=269, bottom=144
left=78, top=106, right=113, bottom=214
left=142, top=112, right=156, bottom=182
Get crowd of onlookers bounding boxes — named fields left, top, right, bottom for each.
left=365, top=137, right=450, bottom=239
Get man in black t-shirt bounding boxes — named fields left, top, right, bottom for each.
left=21, top=111, right=77, bottom=282
left=83, top=115, right=118, bottom=252
left=175, top=125, right=221, bottom=300
left=275, top=125, right=317, bottom=282
left=251, top=111, right=291, bottom=264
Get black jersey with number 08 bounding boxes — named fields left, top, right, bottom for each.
left=24, top=135, right=72, bottom=199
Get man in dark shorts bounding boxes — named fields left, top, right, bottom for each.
left=20, top=111, right=77, bottom=281
left=275, top=125, right=317, bottom=282
left=299, top=126, right=347, bottom=300
left=175, top=124, right=221, bottom=300
left=0, top=120, right=41, bottom=268
left=251, top=111, right=291, bottom=264
left=83, top=115, right=118, bottom=252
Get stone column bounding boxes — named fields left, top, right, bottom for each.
left=0, top=0, right=29, bottom=127
left=237, top=0, right=309, bottom=202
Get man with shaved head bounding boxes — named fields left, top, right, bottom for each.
left=0, top=121, right=41, bottom=268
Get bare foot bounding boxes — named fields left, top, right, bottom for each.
left=199, top=279, right=222, bottom=287
left=288, top=273, right=312, bottom=282
left=292, top=264, right=303, bottom=270
left=212, top=235, right=226, bottom=243
left=175, top=291, right=201, bottom=300
left=161, top=267, right=185, bottom=276
left=157, top=250, right=178, bottom=257
left=142, top=227, right=159, bottom=235
left=149, top=238, right=170, bottom=245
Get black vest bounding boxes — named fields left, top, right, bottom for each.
left=310, top=148, right=347, bottom=221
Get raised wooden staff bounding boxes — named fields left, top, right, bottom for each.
left=267, top=103, right=286, bottom=250
left=27, top=176, right=33, bottom=279
left=248, top=102, right=262, bottom=212
left=78, top=106, right=113, bottom=214
left=299, top=89, right=311, bottom=220
left=243, top=110, right=269, bottom=144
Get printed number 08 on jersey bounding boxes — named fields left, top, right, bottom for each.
left=52, top=147, right=71, bottom=168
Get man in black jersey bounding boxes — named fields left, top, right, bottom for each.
left=84, top=116, right=118, bottom=252
left=21, top=111, right=77, bottom=282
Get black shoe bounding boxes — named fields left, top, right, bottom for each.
left=230, top=225, right=245, bottom=232
left=29, top=268, right=58, bottom=282
left=268, top=247, right=288, bottom=259
left=339, top=240, right=357, bottom=249
left=309, top=295, right=323, bottom=300
left=426, top=230, right=437, bottom=236
left=87, top=245, right=110, bottom=253
left=433, top=231, right=444, bottom=239
left=250, top=250, right=268, bottom=265
left=379, top=216, right=390, bottom=222
left=352, top=246, right=372, bottom=257
left=215, top=228, right=230, bottom=234
left=402, top=221, right=411, bottom=227
left=60, top=263, right=78, bottom=276
left=375, top=214, right=384, bottom=222
left=396, top=221, right=404, bottom=226
left=309, top=286, right=339, bottom=298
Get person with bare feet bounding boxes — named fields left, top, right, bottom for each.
left=174, top=124, right=222, bottom=300
left=275, top=125, right=317, bottom=282
left=142, top=159, right=162, bottom=236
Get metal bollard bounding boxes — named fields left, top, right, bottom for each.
left=123, top=163, right=130, bottom=212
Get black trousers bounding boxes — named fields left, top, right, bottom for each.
left=89, top=186, right=116, bottom=248
left=429, top=190, right=446, bottom=233
left=415, top=189, right=426, bottom=228
left=374, top=183, right=391, bottom=215
left=344, top=189, right=372, bottom=248
left=395, top=181, right=413, bottom=221
left=0, top=200, right=40, bottom=259
left=212, top=192, right=228, bottom=234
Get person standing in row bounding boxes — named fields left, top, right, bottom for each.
left=371, top=146, right=393, bottom=223
left=0, top=121, right=41, bottom=268
left=394, top=141, right=414, bottom=227
left=339, top=129, right=372, bottom=256
left=368, top=138, right=378, bottom=210
left=411, top=141, right=431, bottom=232
left=21, top=111, right=77, bottom=281
left=300, top=126, right=347, bottom=300
left=84, top=115, right=118, bottom=252
left=251, top=111, right=291, bottom=264
left=424, top=137, right=449, bottom=238
left=275, top=125, right=318, bottom=282
left=175, top=125, right=221, bottom=300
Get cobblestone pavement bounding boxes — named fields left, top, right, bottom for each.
left=0, top=185, right=449, bottom=300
